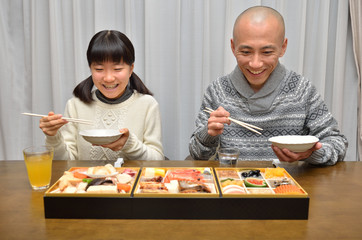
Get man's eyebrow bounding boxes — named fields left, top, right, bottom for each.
left=238, top=45, right=252, bottom=50
left=261, top=45, right=277, bottom=50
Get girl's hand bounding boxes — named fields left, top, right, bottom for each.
left=271, top=142, right=323, bottom=162
left=39, top=111, right=68, bottom=136
left=101, top=128, right=130, bottom=151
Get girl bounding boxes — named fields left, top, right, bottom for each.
left=40, top=30, right=164, bottom=160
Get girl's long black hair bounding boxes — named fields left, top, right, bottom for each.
left=73, top=30, right=153, bottom=103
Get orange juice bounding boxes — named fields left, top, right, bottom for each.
left=23, top=146, right=53, bottom=190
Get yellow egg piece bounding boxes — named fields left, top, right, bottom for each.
left=154, top=168, right=165, bottom=177
left=264, top=167, right=285, bottom=178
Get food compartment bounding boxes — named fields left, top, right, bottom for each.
left=134, top=167, right=219, bottom=197
left=217, top=169, right=246, bottom=194
left=215, top=167, right=308, bottom=197
left=246, top=188, right=274, bottom=194
left=263, top=168, right=306, bottom=194
left=45, top=164, right=140, bottom=197
left=239, top=169, right=264, bottom=179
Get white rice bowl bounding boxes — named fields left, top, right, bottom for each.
left=79, top=129, right=122, bottom=145
left=268, top=135, right=319, bottom=152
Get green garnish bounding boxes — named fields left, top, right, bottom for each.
left=82, top=178, right=93, bottom=184
left=220, top=178, right=234, bottom=183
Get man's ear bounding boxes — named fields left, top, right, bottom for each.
left=231, top=38, right=236, bottom=56
left=280, top=38, right=288, bottom=57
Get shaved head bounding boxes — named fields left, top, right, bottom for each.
left=230, top=6, right=288, bottom=92
left=233, top=6, right=285, bottom=44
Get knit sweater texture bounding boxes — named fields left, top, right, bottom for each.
left=189, top=63, right=348, bottom=165
left=46, top=91, right=164, bottom=160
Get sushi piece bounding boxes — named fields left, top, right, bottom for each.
left=274, top=184, right=304, bottom=194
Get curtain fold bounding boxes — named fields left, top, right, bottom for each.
left=0, top=0, right=358, bottom=161
left=350, top=0, right=362, bottom=161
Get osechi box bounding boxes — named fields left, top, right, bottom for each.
left=214, top=167, right=309, bottom=219
left=44, top=165, right=309, bottom=219
left=131, top=167, right=222, bottom=219
left=133, top=167, right=219, bottom=197
left=44, top=165, right=140, bottom=219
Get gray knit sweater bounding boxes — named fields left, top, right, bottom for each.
left=189, top=63, right=348, bottom=165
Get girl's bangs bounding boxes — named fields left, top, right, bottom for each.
left=88, top=37, right=134, bottom=65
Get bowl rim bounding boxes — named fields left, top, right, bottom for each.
left=268, top=135, right=319, bottom=145
left=79, top=129, right=122, bottom=138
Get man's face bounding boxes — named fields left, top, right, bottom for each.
left=231, top=16, right=287, bottom=92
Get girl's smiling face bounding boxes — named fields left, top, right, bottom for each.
left=91, top=61, right=134, bottom=99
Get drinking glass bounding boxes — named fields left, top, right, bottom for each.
left=217, top=148, right=240, bottom=166
left=23, top=145, right=54, bottom=190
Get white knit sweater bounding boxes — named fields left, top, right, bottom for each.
left=46, top=91, right=164, bottom=160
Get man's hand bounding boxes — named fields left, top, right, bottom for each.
left=271, top=142, right=323, bottom=162
left=207, top=106, right=231, bottom=136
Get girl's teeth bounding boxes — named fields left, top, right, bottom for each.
left=104, top=85, right=117, bottom=89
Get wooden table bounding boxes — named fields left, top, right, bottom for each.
left=0, top=160, right=361, bottom=240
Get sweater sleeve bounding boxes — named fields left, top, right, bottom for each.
left=121, top=99, right=164, bottom=160
left=189, top=81, right=222, bottom=160
left=303, top=84, right=348, bottom=165
left=45, top=132, right=72, bottom=160
left=45, top=99, right=81, bottom=160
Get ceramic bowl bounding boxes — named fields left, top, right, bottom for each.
left=268, top=135, right=319, bottom=152
left=79, top=129, right=122, bottom=145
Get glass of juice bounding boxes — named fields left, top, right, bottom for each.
left=23, top=145, right=54, bottom=190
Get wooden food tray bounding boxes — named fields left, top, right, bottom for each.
left=44, top=166, right=309, bottom=219
left=215, top=167, right=308, bottom=198
left=133, top=167, right=219, bottom=198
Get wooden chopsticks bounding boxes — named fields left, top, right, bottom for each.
left=203, top=107, right=262, bottom=135
left=22, top=113, right=94, bottom=125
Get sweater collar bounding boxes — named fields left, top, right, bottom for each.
left=95, top=83, right=133, bottom=104
left=229, top=63, right=287, bottom=112
left=230, top=62, right=286, bottom=99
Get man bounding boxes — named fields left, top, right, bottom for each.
left=189, top=6, right=347, bottom=165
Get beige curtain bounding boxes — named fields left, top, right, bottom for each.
left=350, top=0, right=362, bottom=161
